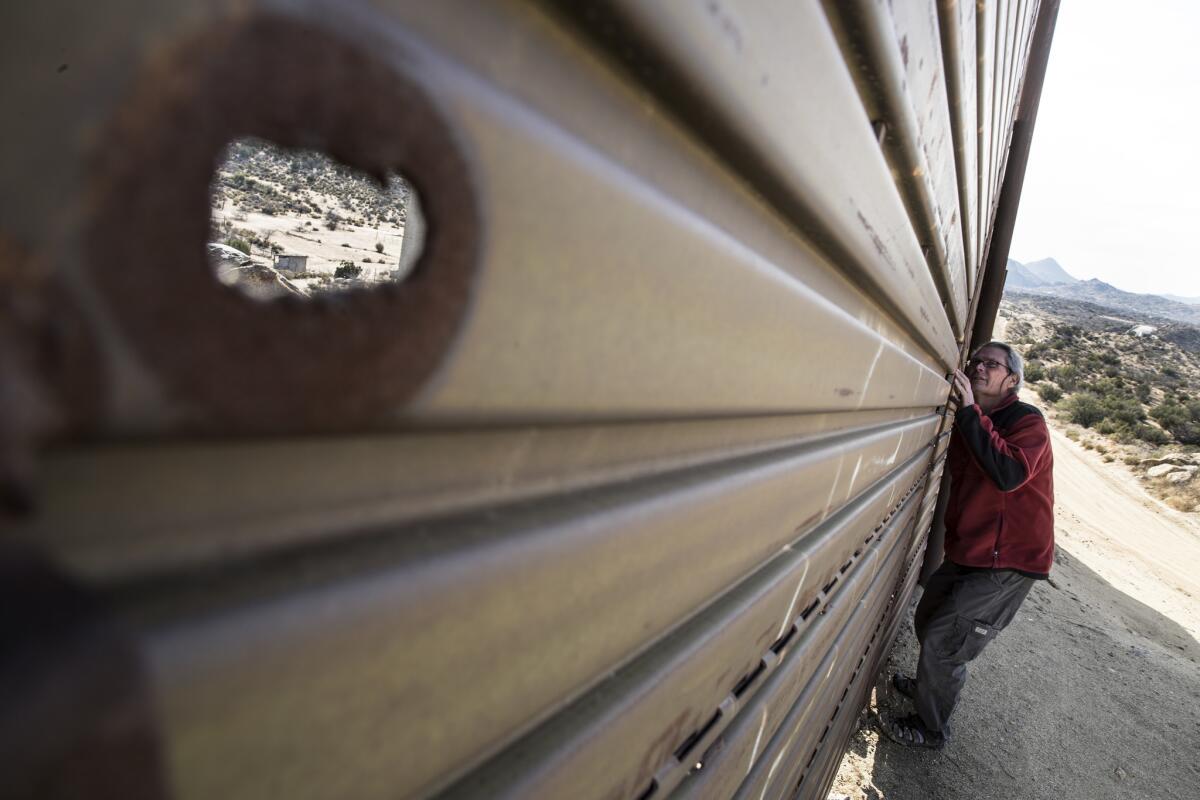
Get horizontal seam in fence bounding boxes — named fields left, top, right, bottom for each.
left=636, top=473, right=927, bottom=797
left=793, top=538, right=925, bottom=793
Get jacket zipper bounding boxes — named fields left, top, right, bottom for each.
left=992, top=511, right=1004, bottom=568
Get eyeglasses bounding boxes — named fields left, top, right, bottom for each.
left=966, top=358, right=1011, bottom=373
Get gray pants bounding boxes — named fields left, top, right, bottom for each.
left=913, top=561, right=1035, bottom=734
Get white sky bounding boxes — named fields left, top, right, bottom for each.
left=1009, top=0, right=1200, bottom=297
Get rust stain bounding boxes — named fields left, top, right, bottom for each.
left=83, top=14, right=480, bottom=433
left=0, top=236, right=104, bottom=514
left=835, top=387, right=855, bottom=397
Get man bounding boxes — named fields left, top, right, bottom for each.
left=884, top=341, right=1054, bottom=748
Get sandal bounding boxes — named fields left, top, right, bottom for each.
left=892, top=672, right=917, bottom=699
left=883, top=713, right=945, bottom=749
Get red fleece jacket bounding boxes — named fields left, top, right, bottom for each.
left=944, top=392, right=1055, bottom=577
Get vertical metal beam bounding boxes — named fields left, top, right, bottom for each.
left=970, top=0, right=1060, bottom=351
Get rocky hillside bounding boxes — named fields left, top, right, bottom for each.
left=210, top=138, right=411, bottom=229
left=1004, top=257, right=1200, bottom=326
left=1000, top=294, right=1200, bottom=510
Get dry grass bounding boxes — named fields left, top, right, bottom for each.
left=1146, top=475, right=1200, bottom=512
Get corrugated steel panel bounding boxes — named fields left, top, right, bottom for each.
left=0, top=2, right=1050, bottom=799
left=823, top=0, right=969, bottom=338
left=937, top=0, right=979, bottom=296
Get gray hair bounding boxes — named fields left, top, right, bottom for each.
left=972, top=340, right=1024, bottom=392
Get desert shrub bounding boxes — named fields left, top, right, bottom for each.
left=1134, top=382, right=1152, bottom=403
left=1099, top=395, right=1145, bottom=426
left=1065, top=428, right=1081, bottom=441
left=334, top=260, right=362, bottom=280
left=1151, top=402, right=1190, bottom=430
left=1024, top=360, right=1046, bottom=382
left=1151, top=401, right=1200, bottom=444
left=375, top=242, right=385, bottom=253
left=1133, top=424, right=1171, bottom=445
left=1063, top=392, right=1104, bottom=428
left=1048, top=364, right=1081, bottom=391
left=1036, top=382, right=1062, bottom=404
left=224, top=236, right=251, bottom=256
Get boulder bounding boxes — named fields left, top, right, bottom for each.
left=1147, top=464, right=1180, bottom=478
left=1167, top=470, right=1196, bottom=484
left=1139, top=455, right=1198, bottom=469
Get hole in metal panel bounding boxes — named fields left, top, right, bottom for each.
left=769, top=625, right=797, bottom=655
left=635, top=779, right=658, bottom=800
left=732, top=661, right=766, bottom=698
left=209, top=137, right=424, bottom=301
left=822, top=576, right=838, bottom=594
left=673, top=709, right=722, bottom=762
left=800, top=598, right=821, bottom=621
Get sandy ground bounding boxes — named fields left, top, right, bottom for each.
left=213, top=197, right=410, bottom=282
left=831, top=403, right=1200, bottom=799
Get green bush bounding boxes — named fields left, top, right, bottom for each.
left=1099, top=395, right=1145, bottom=426
left=1048, top=364, right=1081, bottom=392
left=1036, top=382, right=1062, bottom=404
left=1151, top=401, right=1200, bottom=444
left=1063, top=392, right=1104, bottom=428
left=1024, top=360, right=1046, bottom=382
left=224, top=236, right=251, bottom=256
left=1133, top=424, right=1171, bottom=445
left=1151, top=402, right=1190, bottom=430
left=334, top=260, right=362, bottom=280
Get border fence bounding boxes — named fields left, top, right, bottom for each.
left=0, top=1, right=1057, bottom=798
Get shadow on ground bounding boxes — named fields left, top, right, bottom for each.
left=833, top=545, right=1200, bottom=800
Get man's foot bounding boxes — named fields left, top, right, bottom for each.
left=892, top=672, right=917, bottom=699
left=882, top=713, right=945, bottom=749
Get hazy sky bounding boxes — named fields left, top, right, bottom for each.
left=1009, top=0, right=1200, bottom=297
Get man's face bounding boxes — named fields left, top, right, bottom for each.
left=968, top=345, right=1019, bottom=400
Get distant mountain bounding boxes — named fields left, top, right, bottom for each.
left=1005, top=258, right=1048, bottom=289
left=1009, top=277, right=1200, bottom=326
left=1162, top=294, right=1200, bottom=306
left=1022, top=257, right=1077, bottom=285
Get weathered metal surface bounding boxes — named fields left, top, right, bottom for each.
left=0, top=1, right=1050, bottom=798
left=550, top=0, right=960, bottom=371
left=937, top=0, right=979, bottom=297
left=670, top=483, right=923, bottom=799
left=823, top=0, right=969, bottom=339
left=133, top=416, right=938, bottom=800
left=438, top=451, right=933, bottom=800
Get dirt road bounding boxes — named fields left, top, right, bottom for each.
left=832, top=413, right=1200, bottom=799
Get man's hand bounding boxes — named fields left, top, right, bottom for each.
left=952, top=369, right=975, bottom=408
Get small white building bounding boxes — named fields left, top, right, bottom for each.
left=1129, top=324, right=1157, bottom=338
left=274, top=254, right=308, bottom=273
